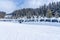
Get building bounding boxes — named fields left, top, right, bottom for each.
left=0, top=12, right=6, bottom=18
left=5, top=14, right=12, bottom=19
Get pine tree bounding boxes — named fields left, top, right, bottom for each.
left=46, top=9, right=52, bottom=18
left=55, top=11, right=59, bottom=18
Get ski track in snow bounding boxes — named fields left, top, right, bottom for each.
left=0, top=22, right=60, bottom=40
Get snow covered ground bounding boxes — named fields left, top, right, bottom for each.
left=0, top=22, right=60, bottom=40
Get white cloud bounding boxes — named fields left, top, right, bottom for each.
left=20, top=0, right=60, bottom=8
left=0, top=0, right=60, bottom=13
left=0, top=1, right=17, bottom=13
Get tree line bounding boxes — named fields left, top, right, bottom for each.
left=11, top=2, right=60, bottom=19
left=0, top=2, right=60, bottom=19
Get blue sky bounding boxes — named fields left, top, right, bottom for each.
left=0, top=0, right=60, bottom=13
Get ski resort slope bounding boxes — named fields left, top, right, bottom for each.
left=0, top=22, right=60, bottom=40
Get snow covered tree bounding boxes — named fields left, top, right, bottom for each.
left=46, top=9, right=52, bottom=18
left=55, top=11, right=59, bottom=18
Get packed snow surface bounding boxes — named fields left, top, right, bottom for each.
left=0, top=22, right=60, bottom=40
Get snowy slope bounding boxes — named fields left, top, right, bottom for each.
left=0, top=22, right=60, bottom=40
